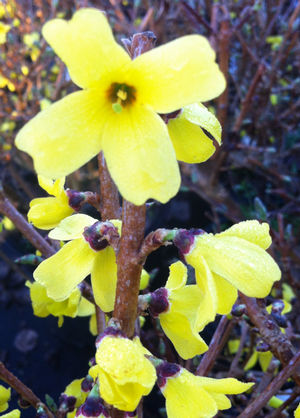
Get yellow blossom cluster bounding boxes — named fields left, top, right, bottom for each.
left=12, top=7, right=284, bottom=418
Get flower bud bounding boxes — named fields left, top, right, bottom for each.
left=148, top=288, right=169, bottom=318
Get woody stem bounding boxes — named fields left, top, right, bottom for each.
left=113, top=201, right=146, bottom=337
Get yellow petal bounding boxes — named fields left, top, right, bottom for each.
left=139, top=269, right=150, bottom=290
left=258, top=351, right=273, bottom=372
left=195, top=376, right=254, bottom=394
left=244, top=351, right=258, bottom=371
left=0, top=386, right=11, bottom=413
left=91, top=247, right=117, bottom=312
left=28, top=196, right=73, bottom=230
left=192, top=255, right=218, bottom=331
left=33, top=238, right=95, bottom=301
left=165, top=261, right=187, bottom=290
left=133, top=35, right=225, bottom=113
left=103, top=104, right=180, bottom=205
left=209, top=392, right=231, bottom=410
left=213, top=273, right=238, bottom=315
left=1, top=410, right=21, bottom=418
left=182, top=103, right=222, bottom=144
left=49, top=214, right=96, bottom=241
left=168, top=114, right=216, bottom=163
left=42, top=8, right=130, bottom=88
left=190, top=235, right=281, bottom=298
left=96, top=336, right=156, bottom=411
left=38, top=175, right=65, bottom=196
left=163, top=370, right=218, bottom=418
left=218, top=220, right=272, bottom=250
left=294, top=402, right=300, bottom=418
left=64, top=378, right=87, bottom=408
left=77, top=297, right=95, bottom=317
left=160, top=312, right=208, bottom=359
left=15, top=90, right=106, bottom=179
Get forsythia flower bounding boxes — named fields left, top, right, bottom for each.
left=15, top=8, right=225, bottom=205
left=28, top=176, right=73, bottom=230
left=0, top=22, right=10, bottom=44
left=175, top=220, right=281, bottom=318
left=0, top=385, right=10, bottom=413
left=167, top=103, right=221, bottom=164
left=146, top=261, right=210, bottom=359
left=0, top=75, right=15, bottom=91
left=26, top=280, right=95, bottom=327
left=1, top=411, right=20, bottom=418
left=295, top=403, right=300, bottom=418
left=33, top=214, right=119, bottom=312
left=90, top=329, right=156, bottom=412
left=156, top=362, right=254, bottom=418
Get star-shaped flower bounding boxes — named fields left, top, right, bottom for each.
left=15, top=8, right=225, bottom=205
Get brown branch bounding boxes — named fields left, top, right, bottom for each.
left=98, top=152, right=121, bottom=221
left=138, top=228, right=174, bottom=263
left=265, top=386, right=300, bottom=418
left=233, top=64, right=266, bottom=132
left=196, top=316, right=234, bottom=376
left=240, top=295, right=300, bottom=385
left=0, top=362, right=54, bottom=417
left=237, top=350, right=300, bottom=418
left=0, top=191, right=55, bottom=258
left=113, top=201, right=146, bottom=337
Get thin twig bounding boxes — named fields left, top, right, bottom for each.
left=0, top=362, right=54, bottom=417
left=0, top=192, right=55, bottom=258
left=238, top=350, right=300, bottom=418
left=196, top=316, right=232, bottom=376
left=240, top=295, right=300, bottom=385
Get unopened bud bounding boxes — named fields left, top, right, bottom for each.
left=256, top=340, right=270, bottom=352
left=148, top=288, right=169, bottom=318
left=231, top=303, right=246, bottom=317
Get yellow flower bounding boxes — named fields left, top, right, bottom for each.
left=33, top=214, right=120, bottom=312
left=15, top=8, right=225, bottom=205
left=295, top=402, right=300, bottom=418
left=167, top=103, right=221, bottom=164
left=244, top=349, right=273, bottom=372
left=0, top=22, right=10, bottom=44
left=64, top=378, right=88, bottom=408
left=1, top=410, right=20, bottom=418
left=156, top=362, right=254, bottom=418
left=90, top=330, right=156, bottom=411
left=0, top=75, right=15, bottom=91
left=176, top=220, right=281, bottom=318
left=28, top=176, right=73, bottom=230
left=147, top=261, right=210, bottom=359
left=26, top=280, right=95, bottom=327
left=0, top=385, right=10, bottom=413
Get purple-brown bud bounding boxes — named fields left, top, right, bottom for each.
left=156, top=361, right=181, bottom=388
left=81, top=375, right=94, bottom=392
left=173, top=229, right=205, bottom=256
left=148, top=288, right=169, bottom=318
left=256, top=340, right=270, bottom=352
left=83, top=222, right=108, bottom=251
left=66, top=189, right=87, bottom=211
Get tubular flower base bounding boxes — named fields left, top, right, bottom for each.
left=148, top=261, right=211, bottom=359
left=167, top=103, right=222, bottom=163
left=28, top=176, right=73, bottom=230
left=33, top=214, right=120, bottom=312
left=90, top=329, right=156, bottom=412
left=15, top=8, right=225, bottom=205
left=156, top=362, right=254, bottom=418
left=175, top=220, right=281, bottom=319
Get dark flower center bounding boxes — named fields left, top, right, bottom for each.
left=107, top=82, right=136, bottom=113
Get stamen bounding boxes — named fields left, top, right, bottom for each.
left=117, top=89, right=127, bottom=101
